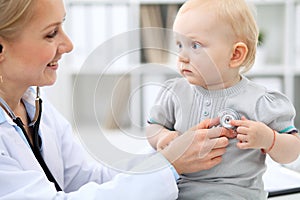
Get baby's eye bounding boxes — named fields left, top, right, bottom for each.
left=175, top=41, right=183, bottom=52
left=191, top=41, right=202, bottom=49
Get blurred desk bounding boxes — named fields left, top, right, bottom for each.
left=264, top=157, right=300, bottom=199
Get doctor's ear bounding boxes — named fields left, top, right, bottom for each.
left=229, top=42, right=248, bottom=68
left=0, top=44, right=5, bottom=63
left=0, top=36, right=3, bottom=54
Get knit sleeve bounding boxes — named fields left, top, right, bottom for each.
left=255, top=90, right=297, bottom=133
left=147, top=79, right=177, bottom=130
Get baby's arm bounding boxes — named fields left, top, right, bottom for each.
left=146, top=124, right=180, bottom=150
left=231, top=117, right=300, bottom=164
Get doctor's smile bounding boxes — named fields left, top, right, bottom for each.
left=47, top=61, right=59, bottom=70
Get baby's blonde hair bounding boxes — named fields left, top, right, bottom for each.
left=179, top=0, right=259, bottom=72
left=0, top=0, right=35, bottom=40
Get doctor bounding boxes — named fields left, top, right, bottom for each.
left=0, top=0, right=230, bottom=199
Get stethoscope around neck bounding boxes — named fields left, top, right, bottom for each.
left=0, top=86, right=42, bottom=149
left=0, top=86, right=62, bottom=191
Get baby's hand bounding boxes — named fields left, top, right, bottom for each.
left=230, top=116, right=274, bottom=150
left=157, top=131, right=179, bottom=151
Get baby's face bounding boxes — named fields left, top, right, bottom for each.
left=173, top=4, right=239, bottom=89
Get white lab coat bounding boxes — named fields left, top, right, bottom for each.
left=0, top=88, right=178, bottom=199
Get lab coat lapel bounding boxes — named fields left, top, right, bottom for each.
left=3, top=126, right=42, bottom=171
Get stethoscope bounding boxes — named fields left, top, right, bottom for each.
left=218, top=108, right=241, bottom=130
left=0, top=87, right=42, bottom=149
left=0, top=86, right=62, bottom=191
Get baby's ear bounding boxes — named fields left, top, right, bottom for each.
left=229, top=42, right=248, bottom=68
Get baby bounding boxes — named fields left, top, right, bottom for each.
left=146, top=0, right=300, bottom=199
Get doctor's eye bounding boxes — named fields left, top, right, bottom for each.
left=46, top=28, right=59, bottom=39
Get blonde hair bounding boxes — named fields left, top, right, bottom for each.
left=179, top=0, right=259, bottom=72
left=0, top=0, right=35, bottom=40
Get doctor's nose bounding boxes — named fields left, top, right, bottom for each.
left=58, top=31, right=74, bottom=54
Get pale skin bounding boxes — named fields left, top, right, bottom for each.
left=231, top=117, right=300, bottom=164
left=148, top=0, right=300, bottom=168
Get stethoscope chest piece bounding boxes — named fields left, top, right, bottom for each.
left=218, top=108, right=241, bottom=129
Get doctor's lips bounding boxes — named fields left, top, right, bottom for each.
left=47, top=61, right=58, bottom=69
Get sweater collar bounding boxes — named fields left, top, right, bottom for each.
left=192, top=75, right=249, bottom=98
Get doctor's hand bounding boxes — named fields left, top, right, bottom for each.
left=156, top=130, right=180, bottom=151
left=160, top=118, right=230, bottom=174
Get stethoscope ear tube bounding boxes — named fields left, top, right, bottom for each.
left=29, top=86, right=40, bottom=126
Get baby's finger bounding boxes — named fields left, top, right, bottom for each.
left=230, top=116, right=250, bottom=127
left=236, top=141, right=250, bottom=149
left=241, top=116, right=247, bottom=120
left=235, top=126, right=249, bottom=135
left=236, top=134, right=248, bottom=142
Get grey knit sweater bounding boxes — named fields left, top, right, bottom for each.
left=148, top=75, right=297, bottom=200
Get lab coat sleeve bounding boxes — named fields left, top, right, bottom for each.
left=65, top=165, right=179, bottom=200
left=57, top=119, right=179, bottom=199
left=0, top=146, right=178, bottom=200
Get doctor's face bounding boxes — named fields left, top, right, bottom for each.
left=2, top=0, right=73, bottom=88
left=173, top=6, right=237, bottom=89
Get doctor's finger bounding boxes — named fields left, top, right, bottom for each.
left=203, top=127, right=228, bottom=139
left=189, top=118, right=219, bottom=131
left=199, top=156, right=223, bottom=170
left=197, top=117, right=220, bottom=129
left=208, top=147, right=227, bottom=159
left=197, top=149, right=226, bottom=169
left=209, top=137, right=229, bottom=149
